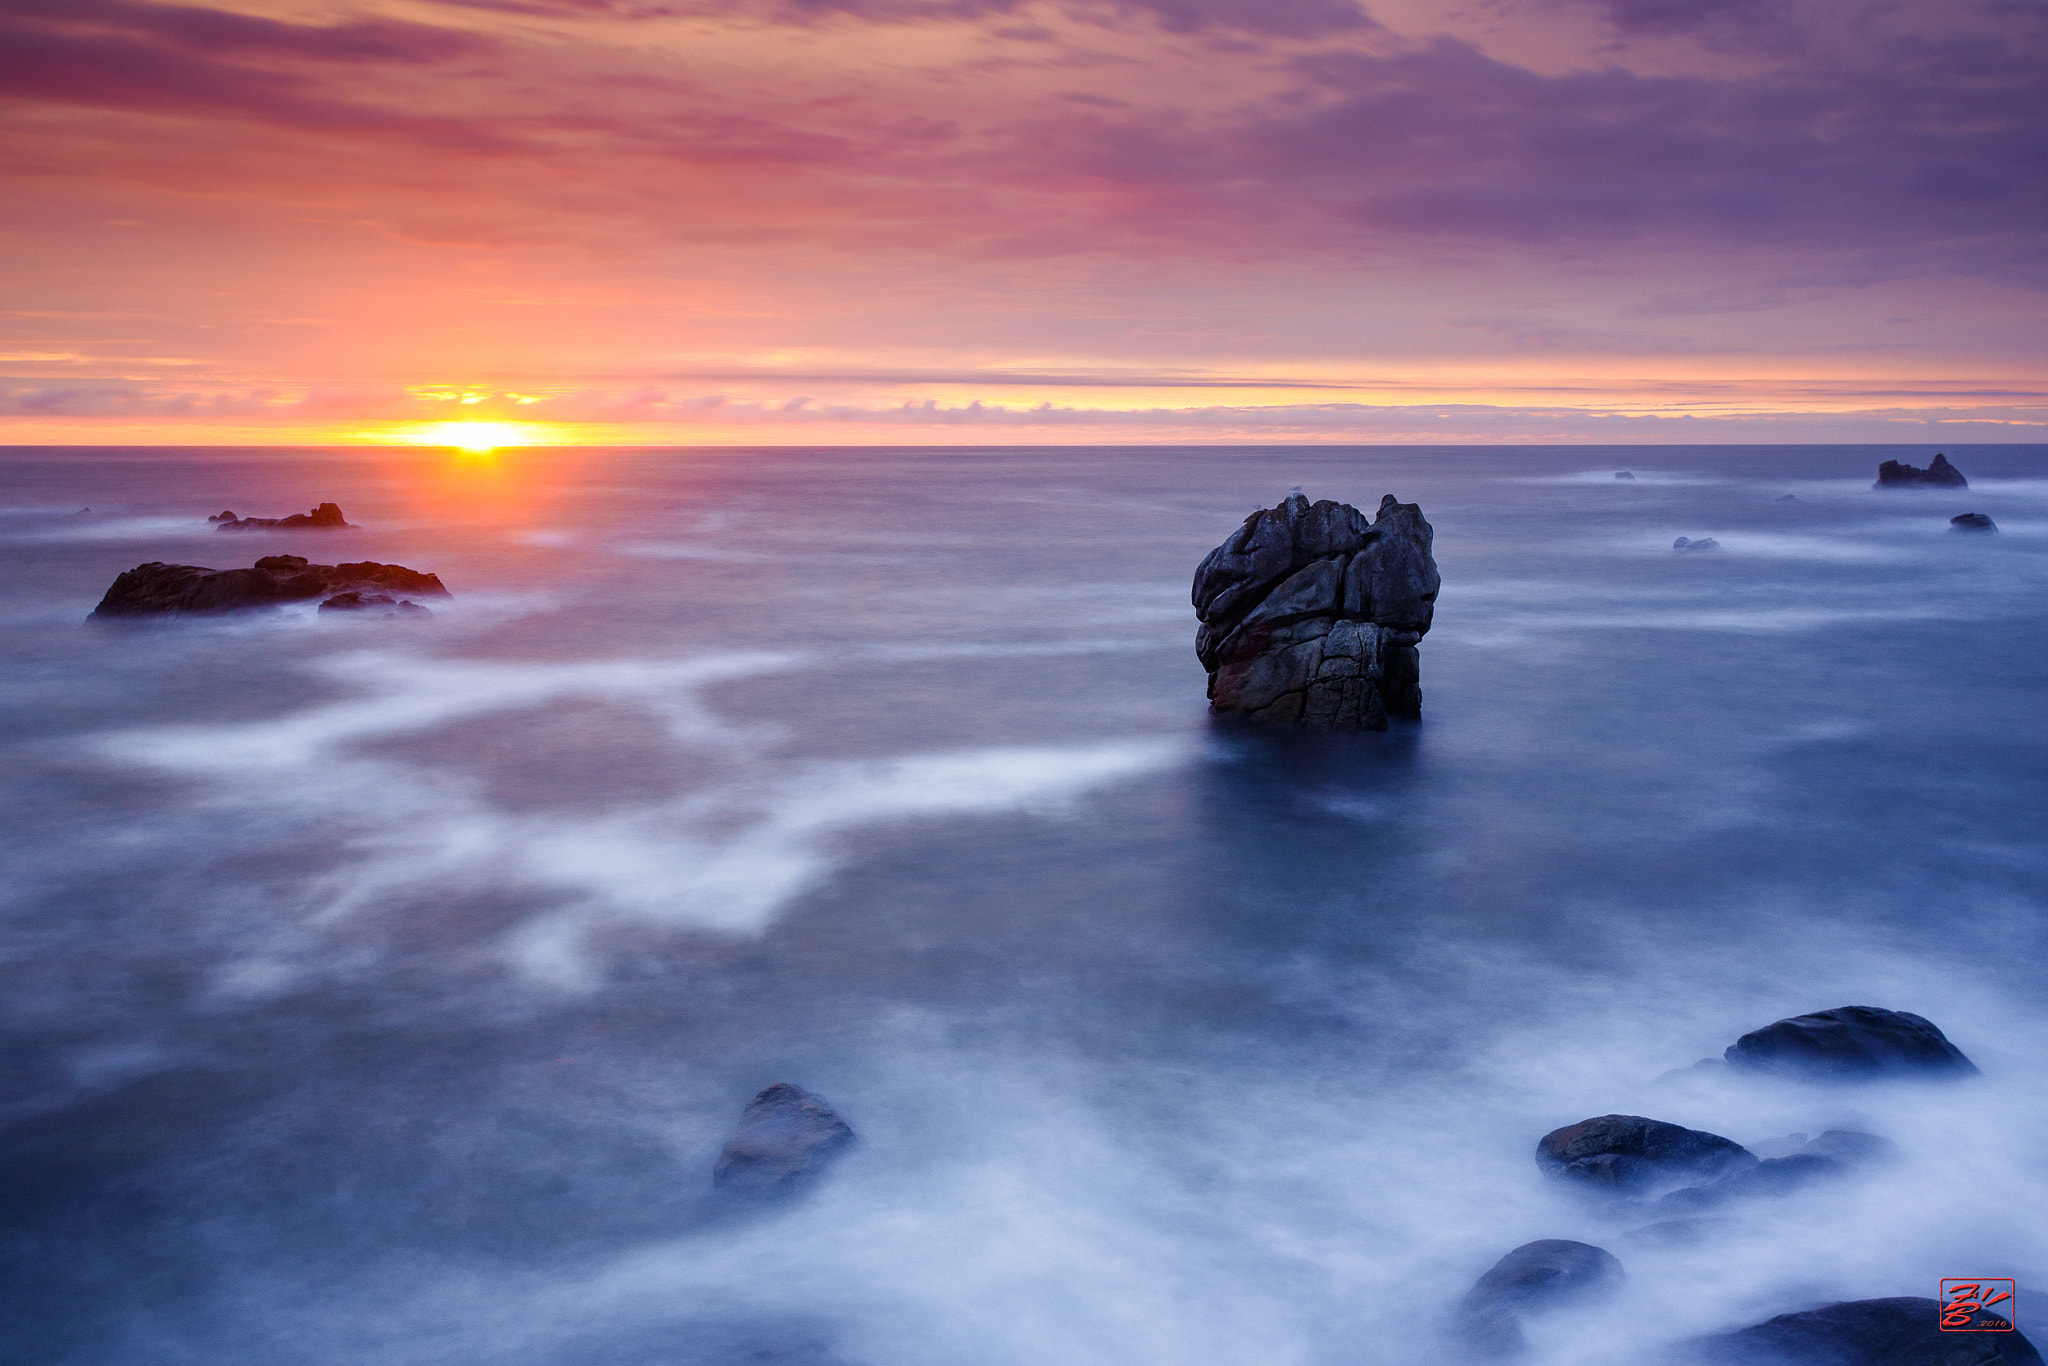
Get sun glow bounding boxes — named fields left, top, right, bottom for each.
left=388, top=420, right=556, bottom=452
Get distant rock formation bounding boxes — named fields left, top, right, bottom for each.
left=1682, top=1297, right=2041, bottom=1364
left=1673, top=537, right=1720, bottom=552
left=1615, top=471, right=1635, bottom=480
left=1191, top=492, right=1438, bottom=729
left=1456, top=1240, right=1622, bottom=1359
left=1724, top=1005, right=1978, bottom=1079
left=712, top=1083, right=855, bottom=1199
left=1536, top=1115, right=1754, bottom=1194
left=90, top=554, right=448, bottom=617
left=213, top=502, right=357, bottom=531
left=1874, top=454, right=1967, bottom=489
left=1951, top=513, right=1998, bottom=532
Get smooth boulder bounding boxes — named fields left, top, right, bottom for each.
left=1537, top=1115, right=1754, bottom=1193
left=1725, top=1006, right=1977, bottom=1080
left=1950, top=513, right=1997, bottom=532
left=1457, top=1239, right=1623, bottom=1358
left=1682, top=1297, right=2040, bottom=1364
left=1875, top=455, right=1968, bottom=489
left=91, top=554, right=449, bottom=617
left=712, top=1084, right=855, bottom=1199
left=214, top=501, right=357, bottom=531
left=1191, top=492, right=1439, bottom=729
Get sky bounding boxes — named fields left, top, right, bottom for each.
left=1, top=0, right=2043, bottom=445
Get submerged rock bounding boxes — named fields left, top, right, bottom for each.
left=1657, top=1130, right=1894, bottom=1213
left=320, top=590, right=432, bottom=617
left=1191, top=492, right=1439, bottom=730
left=1456, top=1239, right=1623, bottom=1358
left=1673, top=537, right=1721, bottom=552
left=90, top=554, right=449, bottom=618
left=1681, top=1296, right=2040, bottom=1364
left=1724, top=1006, right=1978, bottom=1080
left=214, top=501, right=357, bottom=531
left=1616, top=471, right=1636, bottom=480
left=712, top=1083, right=855, bottom=1199
left=1777, top=494, right=1799, bottom=502
left=1536, top=1115, right=1754, bottom=1194
left=1950, top=513, right=1998, bottom=532
left=1874, top=454, right=1968, bottom=489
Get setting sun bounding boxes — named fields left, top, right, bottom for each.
left=388, top=421, right=554, bottom=452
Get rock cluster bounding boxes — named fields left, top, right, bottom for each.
left=1874, top=455, right=1968, bottom=489
left=90, top=554, right=448, bottom=618
left=211, top=502, right=357, bottom=531
left=712, top=1083, right=855, bottom=1200
left=1191, top=492, right=1438, bottom=729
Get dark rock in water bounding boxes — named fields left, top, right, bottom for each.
left=1777, top=494, right=1798, bottom=501
left=1456, top=1239, right=1622, bottom=1358
left=712, top=1083, right=855, bottom=1199
left=91, top=554, right=449, bottom=618
left=320, top=591, right=432, bottom=617
left=1191, top=492, right=1439, bottom=730
left=1655, top=1130, right=1895, bottom=1213
left=1950, top=513, right=1997, bottom=532
left=1681, top=1297, right=2040, bottom=1364
left=1874, top=454, right=1968, bottom=489
left=1674, top=536, right=1721, bottom=552
left=1537, top=1115, right=1754, bottom=1193
left=1725, top=1006, right=1977, bottom=1080
left=1616, top=471, right=1636, bottom=480
left=1460, top=1239, right=1623, bottom=1322
left=214, top=501, right=358, bottom=531
left=1625, top=1217, right=1749, bottom=1247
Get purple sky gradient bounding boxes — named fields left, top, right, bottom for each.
left=1, top=0, right=2041, bottom=442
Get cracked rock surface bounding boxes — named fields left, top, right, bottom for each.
left=1191, top=492, right=1438, bottom=729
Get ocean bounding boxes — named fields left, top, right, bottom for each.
left=1, top=443, right=2044, bottom=1365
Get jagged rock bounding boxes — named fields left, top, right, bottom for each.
left=1875, top=455, right=1968, bottom=489
left=712, top=1083, right=855, bottom=1199
left=1616, top=471, right=1636, bottom=480
left=1674, top=537, right=1721, bottom=552
left=1456, top=1240, right=1623, bottom=1358
left=1191, top=492, right=1438, bottom=729
left=1536, top=1115, right=1755, bottom=1194
left=1725, top=1006, right=1977, bottom=1080
left=1950, top=513, right=1998, bottom=532
left=90, top=554, right=449, bottom=618
left=214, top=501, right=357, bottom=531
left=1681, top=1297, right=2040, bottom=1364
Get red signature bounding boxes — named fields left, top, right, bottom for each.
left=1940, top=1280, right=2016, bottom=1331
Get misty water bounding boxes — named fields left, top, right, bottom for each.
left=1, top=443, right=2045, bottom=1365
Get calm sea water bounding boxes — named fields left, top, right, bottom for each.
left=1, top=444, right=2044, bottom=1365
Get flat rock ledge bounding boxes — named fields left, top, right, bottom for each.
left=1191, top=492, right=1439, bottom=730
left=91, top=554, right=449, bottom=618
left=211, top=502, right=358, bottom=531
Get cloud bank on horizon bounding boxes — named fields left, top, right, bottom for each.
left=0, top=0, right=2042, bottom=443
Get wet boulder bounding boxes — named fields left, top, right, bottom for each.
left=91, top=554, right=449, bottom=618
left=1537, top=1115, right=1755, bottom=1194
left=1875, top=455, right=1968, bottom=489
left=1724, top=1006, right=1977, bottom=1080
left=1456, top=1239, right=1623, bottom=1358
left=1681, top=1297, right=2040, bottom=1364
left=1950, top=513, right=1997, bottom=532
left=712, top=1083, right=855, bottom=1199
left=1191, top=492, right=1439, bottom=729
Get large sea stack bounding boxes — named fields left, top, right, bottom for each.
left=1192, top=492, right=1438, bottom=729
